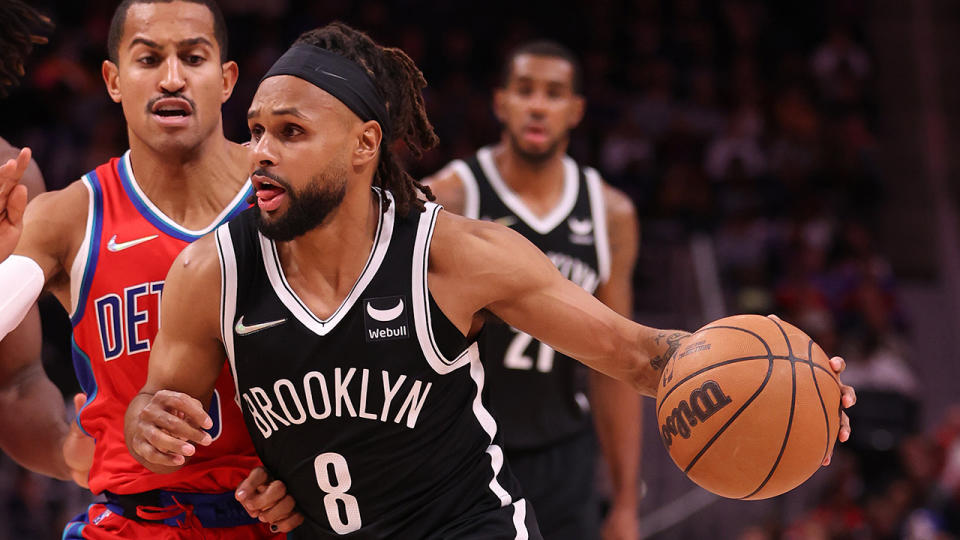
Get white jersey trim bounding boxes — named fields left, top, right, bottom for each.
left=120, top=151, right=252, bottom=237
left=411, top=202, right=474, bottom=374
left=467, top=355, right=524, bottom=525
left=476, top=146, right=579, bottom=235
left=69, top=176, right=96, bottom=318
left=261, top=190, right=395, bottom=337
left=449, top=159, right=480, bottom=219
left=512, top=500, right=530, bottom=540
left=584, top=167, right=612, bottom=284
left=215, top=225, right=242, bottom=403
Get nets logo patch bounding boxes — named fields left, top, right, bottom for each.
left=364, top=295, right=409, bottom=342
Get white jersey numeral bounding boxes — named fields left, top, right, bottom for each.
left=314, top=452, right=362, bottom=534
left=504, top=328, right=555, bottom=373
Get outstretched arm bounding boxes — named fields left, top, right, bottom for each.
left=429, top=212, right=855, bottom=459
left=429, top=211, right=687, bottom=397
left=124, top=236, right=224, bottom=473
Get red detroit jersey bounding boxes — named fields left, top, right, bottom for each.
left=70, top=151, right=258, bottom=495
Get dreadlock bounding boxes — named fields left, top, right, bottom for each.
left=294, top=22, right=438, bottom=216
left=0, top=0, right=53, bottom=97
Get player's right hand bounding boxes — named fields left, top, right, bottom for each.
left=128, top=389, right=213, bottom=467
left=0, top=147, right=31, bottom=260
left=63, top=393, right=95, bottom=488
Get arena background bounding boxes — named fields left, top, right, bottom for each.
left=2, top=0, right=959, bottom=538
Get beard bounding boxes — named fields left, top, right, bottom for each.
left=253, top=167, right=348, bottom=242
left=507, top=131, right=563, bottom=165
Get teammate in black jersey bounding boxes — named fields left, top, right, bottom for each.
left=425, top=41, right=642, bottom=540
left=124, top=23, right=857, bottom=538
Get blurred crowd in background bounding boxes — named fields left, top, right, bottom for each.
left=1, top=0, right=958, bottom=538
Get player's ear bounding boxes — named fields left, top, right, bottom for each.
left=353, top=120, right=382, bottom=170
left=220, top=60, right=239, bottom=103
left=102, top=60, right=122, bottom=104
left=492, top=87, right=507, bottom=123
left=567, top=94, right=585, bottom=129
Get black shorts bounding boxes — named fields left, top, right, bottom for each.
left=506, top=430, right=599, bottom=540
left=429, top=498, right=542, bottom=540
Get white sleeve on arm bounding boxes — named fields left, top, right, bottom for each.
left=0, top=255, right=44, bottom=341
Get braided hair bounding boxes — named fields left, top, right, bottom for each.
left=0, top=0, right=53, bottom=97
left=294, top=23, right=438, bottom=215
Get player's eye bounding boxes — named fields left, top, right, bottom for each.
left=138, top=55, right=159, bottom=66
left=185, top=54, right=205, bottom=65
left=249, top=125, right=264, bottom=141
left=281, top=124, right=304, bottom=138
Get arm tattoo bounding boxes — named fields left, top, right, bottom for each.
left=649, top=331, right=689, bottom=372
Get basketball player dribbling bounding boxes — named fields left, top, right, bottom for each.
left=426, top=41, right=644, bottom=539
left=0, top=0, right=299, bottom=536
left=122, top=22, right=857, bottom=538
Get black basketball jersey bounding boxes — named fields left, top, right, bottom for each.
left=215, top=190, right=534, bottom=539
left=447, top=147, right=611, bottom=449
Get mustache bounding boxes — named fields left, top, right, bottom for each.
left=248, top=168, right=292, bottom=205
left=145, top=91, right=197, bottom=113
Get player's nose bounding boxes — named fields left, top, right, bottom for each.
left=251, top=135, right=278, bottom=167
left=159, top=57, right=186, bottom=94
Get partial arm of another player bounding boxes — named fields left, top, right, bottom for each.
left=124, top=236, right=304, bottom=531
left=591, top=186, right=643, bottom=540
left=421, top=165, right=468, bottom=216
left=125, top=236, right=225, bottom=473
left=0, top=150, right=94, bottom=484
left=0, top=304, right=71, bottom=480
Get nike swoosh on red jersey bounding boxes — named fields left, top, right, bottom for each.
left=107, top=234, right=159, bottom=252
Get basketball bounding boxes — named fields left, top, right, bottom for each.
left=656, top=314, right=842, bottom=500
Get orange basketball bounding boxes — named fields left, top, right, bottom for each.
left=656, top=314, right=842, bottom=500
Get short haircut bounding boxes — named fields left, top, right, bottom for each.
left=107, top=0, right=228, bottom=63
left=500, top=40, right=583, bottom=95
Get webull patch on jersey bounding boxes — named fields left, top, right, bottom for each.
left=364, top=296, right=409, bottom=342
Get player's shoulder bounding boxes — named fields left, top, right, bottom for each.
left=584, top=169, right=636, bottom=222
left=24, top=179, right=89, bottom=229
left=422, top=162, right=468, bottom=216
left=166, top=233, right=222, bottom=289
left=429, top=209, right=543, bottom=275
left=176, top=233, right=220, bottom=269
left=0, top=138, right=46, bottom=203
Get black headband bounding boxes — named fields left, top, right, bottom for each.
left=262, top=44, right=391, bottom=140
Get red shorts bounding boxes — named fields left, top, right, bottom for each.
left=63, top=503, right=281, bottom=540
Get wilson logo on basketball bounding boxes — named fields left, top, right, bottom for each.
left=661, top=380, right=732, bottom=447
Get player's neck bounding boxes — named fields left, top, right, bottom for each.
left=492, top=141, right=568, bottom=215
left=127, top=131, right=249, bottom=228
left=274, top=186, right=380, bottom=319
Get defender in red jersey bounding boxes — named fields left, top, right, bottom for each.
left=0, top=0, right=301, bottom=536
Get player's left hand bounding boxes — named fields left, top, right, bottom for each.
left=236, top=466, right=304, bottom=533
left=823, top=355, right=856, bottom=466
left=601, top=502, right=639, bottom=540
left=0, top=147, right=31, bottom=260
left=62, top=393, right=94, bottom=488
